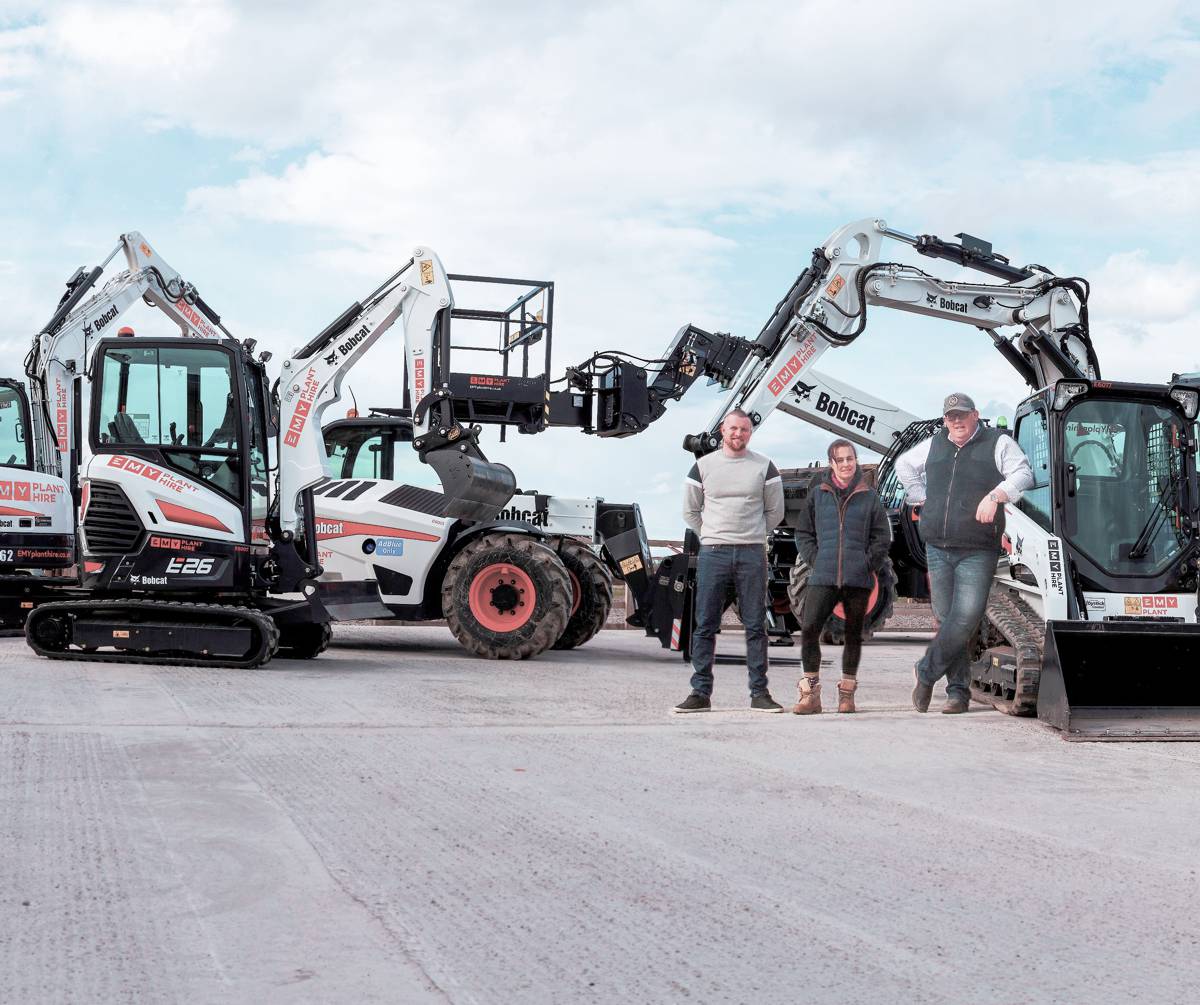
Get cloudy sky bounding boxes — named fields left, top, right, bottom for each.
left=2, top=0, right=1198, bottom=535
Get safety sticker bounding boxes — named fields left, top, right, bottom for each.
left=825, top=275, right=845, bottom=298
left=375, top=538, right=406, bottom=557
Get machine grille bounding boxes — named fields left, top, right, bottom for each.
left=83, top=481, right=144, bottom=555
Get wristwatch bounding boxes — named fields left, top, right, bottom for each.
left=988, top=492, right=999, bottom=502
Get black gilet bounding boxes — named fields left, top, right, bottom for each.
left=922, top=426, right=1004, bottom=551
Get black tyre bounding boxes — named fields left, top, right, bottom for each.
left=442, top=533, right=570, bottom=659
left=786, top=557, right=897, bottom=645
left=276, top=621, right=332, bottom=659
left=551, top=538, right=615, bottom=650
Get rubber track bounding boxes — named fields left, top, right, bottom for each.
left=26, top=599, right=281, bottom=669
left=970, top=587, right=1042, bottom=717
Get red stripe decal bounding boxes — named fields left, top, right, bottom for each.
left=156, top=499, right=232, bottom=533
left=0, top=505, right=42, bottom=517
left=315, top=519, right=439, bottom=543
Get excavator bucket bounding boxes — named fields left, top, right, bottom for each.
left=424, top=448, right=517, bottom=522
left=1038, top=620, right=1200, bottom=740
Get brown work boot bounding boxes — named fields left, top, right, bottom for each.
left=941, top=698, right=969, bottom=714
left=837, top=677, right=858, bottom=713
left=792, top=675, right=822, bottom=714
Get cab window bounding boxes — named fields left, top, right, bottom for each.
left=1014, top=409, right=1051, bottom=531
left=96, top=345, right=241, bottom=499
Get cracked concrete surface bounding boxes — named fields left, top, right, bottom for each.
left=2, top=626, right=1199, bottom=1003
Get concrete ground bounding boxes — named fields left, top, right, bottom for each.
left=2, top=627, right=1200, bottom=1004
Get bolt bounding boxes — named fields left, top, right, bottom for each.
left=291, top=384, right=299, bottom=392
left=283, top=360, right=292, bottom=368
left=830, top=247, right=841, bottom=259
left=439, top=298, right=449, bottom=307
left=1058, top=291, right=1071, bottom=305
left=871, top=280, right=883, bottom=294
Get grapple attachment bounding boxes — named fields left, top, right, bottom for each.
left=425, top=448, right=516, bottom=522
left=1039, top=619, right=1200, bottom=740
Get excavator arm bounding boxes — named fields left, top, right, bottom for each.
left=275, top=249, right=531, bottom=534
left=26, top=231, right=228, bottom=478
left=550, top=217, right=1098, bottom=458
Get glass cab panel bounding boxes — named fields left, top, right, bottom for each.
left=96, top=344, right=242, bottom=499
left=1014, top=408, right=1052, bottom=531
left=1063, top=398, right=1190, bottom=576
left=0, top=383, right=31, bottom=470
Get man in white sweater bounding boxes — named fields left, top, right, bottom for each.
left=674, top=409, right=787, bottom=713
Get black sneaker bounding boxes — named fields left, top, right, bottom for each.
left=673, top=693, right=711, bottom=714
left=751, top=693, right=784, bottom=713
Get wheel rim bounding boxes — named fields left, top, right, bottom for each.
left=468, top=562, right=537, bottom=632
left=567, top=569, right=581, bottom=617
left=833, top=572, right=881, bottom=621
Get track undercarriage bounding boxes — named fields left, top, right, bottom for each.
left=25, top=598, right=283, bottom=668
left=969, top=587, right=1044, bottom=717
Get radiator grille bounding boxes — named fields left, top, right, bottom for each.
left=83, top=481, right=144, bottom=555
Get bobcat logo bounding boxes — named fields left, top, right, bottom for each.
left=83, top=322, right=94, bottom=337
left=792, top=380, right=817, bottom=400
left=925, top=293, right=938, bottom=307
left=323, top=351, right=338, bottom=367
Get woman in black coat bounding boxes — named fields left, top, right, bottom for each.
left=792, top=439, right=891, bottom=714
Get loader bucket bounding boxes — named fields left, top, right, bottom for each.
left=1038, top=620, right=1200, bottom=740
left=425, top=448, right=517, bottom=522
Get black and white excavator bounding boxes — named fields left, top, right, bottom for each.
left=0, top=232, right=229, bottom=627
left=546, top=218, right=1200, bottom=740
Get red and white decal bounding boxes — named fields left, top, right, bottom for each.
left=670, top=618, right=681, bottom=650
left=284, top=368, right=321, bottom=448
left=107, top=455, right=198, bottom=494
left=155, top=499, right=232, bottom=533
left=767, top=334, right=819, bottom=397
left=413, top=357, right=426, bottom=405
left=314, top=518, right=439, bottom=543
left=0, top=479, right=63, bottom=504
left=55, top=379, right=69, bottom=453
left=149, top=535, right=202, bottom=552
left=173, top=298, right=218, bottom=339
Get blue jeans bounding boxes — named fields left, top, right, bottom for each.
left=689, top=544, right=769, bottom=698
left=917, top=544, right=997, bottom=702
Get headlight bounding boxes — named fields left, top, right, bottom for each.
left=1052, top=380, right=1089, bottom=411
left=1169, top=386, right=1199, bottom=420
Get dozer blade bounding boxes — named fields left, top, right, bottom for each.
left=1039, top=620, right=1200, bottom=740
left=425, top=448, right=517, bottom=522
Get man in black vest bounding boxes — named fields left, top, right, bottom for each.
left=895, top=393, right=1034, bottom=714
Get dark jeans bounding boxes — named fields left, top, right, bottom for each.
left=916, top=544, right=997, bottom=702
left=801, top=584, right=872, bottom=678
left=689, top=544, right=769, bottom=698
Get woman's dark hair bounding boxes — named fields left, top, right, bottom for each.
left=827, top=438, right=857, bottom=461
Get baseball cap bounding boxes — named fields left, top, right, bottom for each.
left=942, top=392, right=976, bottom=415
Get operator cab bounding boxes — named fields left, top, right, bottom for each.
left=322, top=411, right=442, bottom=491
left=1012, top=379, right=1200, bottom=595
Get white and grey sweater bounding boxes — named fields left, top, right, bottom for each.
left=683, top=449, right=786, bottom=546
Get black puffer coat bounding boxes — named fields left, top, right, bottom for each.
left=794, top=471, right=891, bottom=589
